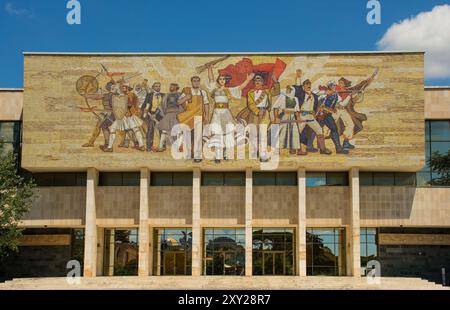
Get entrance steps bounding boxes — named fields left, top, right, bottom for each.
left=1, top=276, right=449, bottom=290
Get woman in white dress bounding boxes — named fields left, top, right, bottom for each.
left=207, top=64, right=254, bottom=163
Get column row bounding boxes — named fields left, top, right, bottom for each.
left=83, top=167, right=361, bottom=277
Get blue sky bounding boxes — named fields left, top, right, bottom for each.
left=1, top=0, right=449, bottom=88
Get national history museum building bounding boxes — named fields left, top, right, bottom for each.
left=0, top=52, right=449, bottom=283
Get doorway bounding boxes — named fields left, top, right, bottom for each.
left=252, top=228, right=295, bottom=276
left=263, top=251, right=286, bottom=275
left=162, top=251, right=187, bottom=275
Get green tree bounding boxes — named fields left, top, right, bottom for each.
left=428, top=150, right=450, bottom=186
left=0, top=151, right=35, bottom=259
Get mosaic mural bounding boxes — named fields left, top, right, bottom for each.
left=22, top=53, right=424, bottom=170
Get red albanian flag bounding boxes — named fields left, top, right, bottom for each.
left=218, top=58, right=287, bottom=96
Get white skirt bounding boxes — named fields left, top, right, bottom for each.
left=126, top=115, right=144, bottom=129
left=209, top=108, right=243, bottom=148
left=109, top=118, right=129, bottom=132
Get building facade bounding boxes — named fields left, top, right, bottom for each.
left=0, top=52, right=449, bottom=282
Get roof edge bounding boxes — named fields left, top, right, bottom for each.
left=22, top=50, right=426, bottom=56
left=0, top=88, right=24, bottom=92
left=425, top=86, right=450, bottom=90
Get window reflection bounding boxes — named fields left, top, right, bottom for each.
left=155, top=228, right=192, bottom=275
left=103, top=229, right=139, bottom=276
left=360, top=228, right=378, bottom=276
left=418, top=120, right=450, bottom=187
left=306, top=228, right=345, bottom=276
left=252, top=228, right=294, bottom=276
left=203, top=228, right=245, bottom=276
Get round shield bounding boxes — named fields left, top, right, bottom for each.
left=76, top=75, right=99, bottom=95
left=112, top=94, right=128, bottom=120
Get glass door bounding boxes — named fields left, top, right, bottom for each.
left=263, top=251, right=285, bottom=275
left=163, top=251, right=186, bottom=275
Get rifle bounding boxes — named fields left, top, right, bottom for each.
left=195, top=56, right=229, bottom=74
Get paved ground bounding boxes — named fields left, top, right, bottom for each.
left=1, top=276, right=448, bottom=290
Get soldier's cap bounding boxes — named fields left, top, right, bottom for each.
left=326, top=81, right=337, bottom=89
left=254, top=74, right=264, bottom=81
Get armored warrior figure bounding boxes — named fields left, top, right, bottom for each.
left=81, top=79, right=117, bottom=148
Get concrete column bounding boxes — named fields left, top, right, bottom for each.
left=348, top=167, right=361, bottom=277
left=297, top=168, right=307, bottom=276
left=83, top=168, right=98, bottom=277
left=192, top=168, right=201, bottom=276
left=138, top=168, right=150, bottom=276
left=245, top=167, right=253, bottom=276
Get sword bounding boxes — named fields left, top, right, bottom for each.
left=278, top=119, right=314, bottom=124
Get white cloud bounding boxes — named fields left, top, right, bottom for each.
left=4, top=2, right=32, bottom=17
left=377, top=4, right=450, bottom=79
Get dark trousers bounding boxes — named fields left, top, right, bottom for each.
left=319, top=114, right=342, bottom=150
left=145, top=116, right=156, bottom=151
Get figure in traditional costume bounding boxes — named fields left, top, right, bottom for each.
left=271, top=86, right=301, bottom=153
left=156, top=83, right=184, bottom=152
left=291, top=72, right=332, bottom=155
left=333, top=68, right=378, bottom=149
left=141, top=82, right=165, bottom=151
left=101, top=83, right=145, bottom=152
left=237, top=74, right=280, bottom=161
left=177, top=76, right=210, bottom=162
left=81, top=79, right=117, bottom=148
left=315, top=81, right=349, bottom=154
left=124, top=86, right=145, bottom=151
left=207, top=65, right=254, bottom=163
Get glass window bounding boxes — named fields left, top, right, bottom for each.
left=0, top=122, right=20, bottom=143
left=71, top=229, right=85, bottom=274
left=202, top=172, right=245, bottom=186
left=430, top=141, right=450, bottom=156
left=360, top=228, right=378, bottom=276
left=417, top=120, right=450, bottom=188
left=224, top=172, right=245, bottom=186
left=430, top=120, right=450, bottom=142
left=103, top=228, right=139, bottom=276
left=359, top=172, right=373, bottom=186
left=202, top=172, right=224, bottom=186
left=276, top=172, right=297, bottom=186
left=306, top=228, right=345, bottom=276
left=253, top=172, right=276, bottom=186
left=416, top=172, right=432, bottom=187
left=326, top=172, right=349, bottom=186
left=122, top=172, right=140, bottom=186
left=425, top=121, right=431, bottom=142
left=306, top=172, right=326, bottom=187
left=373, top=172, right=395, bottom=186
left=0, top=122, right=21, bottom=157
left=252, top=228, right=295, bottom=276
left=394, top=173, right=416, bottom=186
left=98, top=172, right=140, bottom=186
left=154, top=228, right=192, bottom=276
left=0, top=142, right=14, bottom=157
left=173, top=172, right=193, bottom=186
left=32, top=173, right=87, bottom=187
left=33, top=173, right=54, bottom=186
left=203, top=228, right=245, bottom=276
left=151, top=172, right=173, bottom=186
left=53, top=173, right=77, bottom=186
left=420, top=142, right=431, bottom=171
left=76, top=173, right=87, bottom=186
left=306, top=172, right=349, bottom=187
left=99, top=172, right=123, bottom=186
